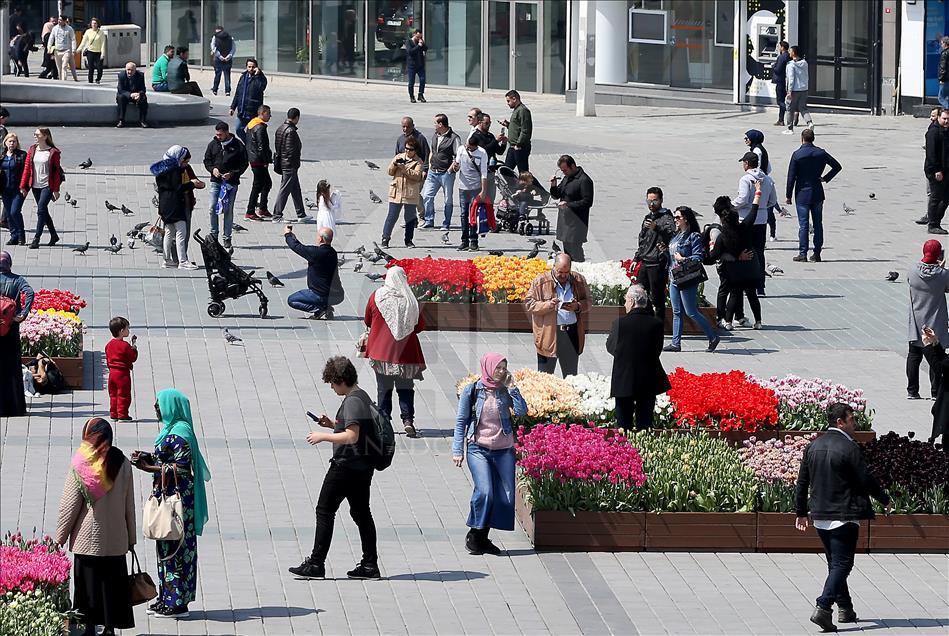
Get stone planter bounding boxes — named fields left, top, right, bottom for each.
left=868, top=515, right=949, bottom=552
left=645, top=512, right=757, bottom=551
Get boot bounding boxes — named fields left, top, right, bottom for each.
left=402, top=418, right=417, bottom=438
left=810, top=606, right=837, bottom=632
left=465, top=528, right=484, bottom=555
left=837, top=607, right=857, bottom=624
left=479, top=528, right=502, bottom=555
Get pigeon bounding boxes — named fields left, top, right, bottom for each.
left=885, top=271, right=899, bottom=282
left=441, top=231, right=450, bottom=244
left=373, top=241, right=394, bottom=261
left=353, top=259, right=364, bottom=273
left=489, top=250, right=504, bottom=256
left=527, top=238, right=547, bottom=246
left=551, top=241, right=562, bottom=253
left=365, top=273, right=385, bottom=282
left=105, top=200, right=120, bottom=212
left=338, top=255, right=346, bottom=267
left=265, top=271, right=284, bottom=287
left=369, top=190, right=383, bottom=204
left=223, top=328, right=242, bottom=344
left=366, top=254, right=383, bottom=264
left=72, top=242, right=90, bottom=254
left=365, top=160, right=381, bottom=170
left=526, top=244, right=540, bottom=259
left=152, top=195, right=159, bottom=208
left=869, top=192, right=876, bottom=199
left=766, top=265, right=784, bottom=276
left=130, top=221, right=150, bottom=234
left=233, top=223, right=248, bottom=232
left=69, top=199, right=78, bottom=207
left=304, top=197, right=318, bottom=210
left=121, top=204, right=134, bottom=216
left=109, top=234, right=118, bottom=246
left=777, top=205, right=792, bottom=218
left=64, top=192, right=71, bottom=202
left=78, top=158, right=92, bottom=169
left=127, top=238, right=136, bottom=249
left=104, top=244, right=122, bottom=254
left=842, top=202, right=856, bottom=215
left=353, top=245, right=366, bottom=256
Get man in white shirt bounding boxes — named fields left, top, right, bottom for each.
left=450, top=135, right=488, bottom=251
left=48, top=15, right=78, bottom=82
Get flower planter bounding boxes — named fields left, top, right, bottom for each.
left=22, top=337, right=84, bottom=389
left=868, top=515, right=949, bottom=552
left=645, top=512, right=757, bottom=551
left=663, top=306, right=719, bottom=335
left=756, top=513, right=869, bottom=552
left=651, top=429, right=876, bottom=446
left=515, top=487, right=645, bottom=551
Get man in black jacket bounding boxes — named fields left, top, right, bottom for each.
left=469, top=113, right=507, bottom=202
left=203, top=121, right=249, bottom=252
left=771, top=41, right=790, bottom=126
left=116, top=62, right=148, bottom=128
left=229, top=58, right=267, bottom=143
left=421, top=114, right=460, bottom=229
left=795, top=403, right=891, bottom=633
left=939, top=37, right=949, bottom=109
left=244, top=104, right=273, bottom=221
left=549, top=155, right=593, bottom=262
left=606, top=285, right=670, bottom=431
left=272, top=108, right=308, bottom=223
left=406, top=30, right=427, bottom=103
left=923, top=108, right=949, bottom=233
left=284, top=225, right=339, bottom=320
left=633, top=187, right=676, bottom=323
left=167, top=47, right=202, bottom=96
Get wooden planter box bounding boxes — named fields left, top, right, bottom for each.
left=868, top=515, right=949, bottom=552
left=22, top=346, right=83, bottom=389
left=645, top=512, right=757, bottom=551
left=756, top=513, right=870, bottom=552
left=663, top=306, right=718, bottom=335
left=651, top=429, right=876, bottom=447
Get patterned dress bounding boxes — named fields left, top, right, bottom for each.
left=152, top=433, right=197, bottom=609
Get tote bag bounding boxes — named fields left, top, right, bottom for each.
left=143, top=465, right=184, bottom=542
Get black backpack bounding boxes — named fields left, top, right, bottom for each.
left=700, top=223, right=722, bottom=266
left=360, top=393, right=396, bottom=471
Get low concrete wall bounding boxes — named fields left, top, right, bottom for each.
left=2, top=78, right=210, bottom=125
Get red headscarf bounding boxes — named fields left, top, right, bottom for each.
left=479, top=352, right=506, bottom=390
left=922, top=239, right=943, bottom=265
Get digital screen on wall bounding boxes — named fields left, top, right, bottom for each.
left=629, top=10, right=667, bottom=44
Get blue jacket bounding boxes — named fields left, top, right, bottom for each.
left=667, top=230, right=704, bottom=274
left=230, top=70, right=268, bottom=121
left=786, top=143, right=842, bottom=205
left=452, top=381, right=527, bottom=456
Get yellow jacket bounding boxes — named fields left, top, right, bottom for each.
left=78, top=28, right=104, bottom=54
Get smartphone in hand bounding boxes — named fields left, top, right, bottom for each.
left=306, top=411, right=319, bottom=422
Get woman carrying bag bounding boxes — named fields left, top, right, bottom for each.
left=664, top=206, right=720, bottom=353
left=380, top=137, right=423, bottom=249
left=132, top=388, right=211, bottom=619
left=452, top=353, right=527, bottom=555
left=56, top=418, right=136, bottom=636
left=151, top=145, right=203, bottom=269
left=76, top=18, right=105, bottom=84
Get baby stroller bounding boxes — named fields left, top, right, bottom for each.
left=493, top=165, right=553, bottom=236
left=194, top=229, right=269, bottom=318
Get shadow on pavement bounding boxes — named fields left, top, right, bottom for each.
left=386, top=570, right=488, bottom=582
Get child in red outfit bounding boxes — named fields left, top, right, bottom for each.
left=105, top=316, right=138, bottom=420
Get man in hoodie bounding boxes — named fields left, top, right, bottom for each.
left=906, top=239, right=949, bottom=400
left=230, top=58, right=268, bottom=143
left=924, top=108, right=949, bottom=234
left=203, top=121, right=249, bottom=252
left=211, top=26, right=234, bottom=96
left=783, top=46, right=813, bottom=134
left=733, top=152, right=777, bottom=293
left=744, top=129, right=776, bottom=243
left=787, top=129, right=842, bottom=262
left=272, top=108, right=308, bottom=223
left=771, top=41, right=790, bottom=126
left=244, top=105, right=273, bottom=221
left=633, top=187, right=677, bottom=324
left=421, top=114, right=461, bottom=230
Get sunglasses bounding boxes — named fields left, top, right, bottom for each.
left=673, top=215, right=683, bottom=220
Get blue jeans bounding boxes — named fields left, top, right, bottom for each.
left=466, top=445, right=516, bottom=531
left=382, top=202, right=417, bottom=244
left=422, top=171, right=455, bottom=228
left=669, top=281, right=716, bottom=347
left=288, top=289, right=328, bottom=313
left=816, top=523, right=859, bottom=611
left=407, top=65, right=425, bottom=98
left=2, top=188, right=25, bottom=241
left=796, top=200, right=824, bottom=257
left=212, top=59, right=232, bottom=93
left=375, top=372, right=415, bottom=420
left=30, top=187, right=56, bottom=243
left=208, top=180, right=236, bottom=241
left=234, top=116, right=251, bottom=143
left=458, top=188, right=479, bottom=246
left=940, top=82, right=949, bottom=109
left=152, top=81, right=169, bottom=92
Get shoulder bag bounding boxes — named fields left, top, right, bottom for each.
left=143, top=464, right=184, bottom=542
left=128, top=548, right=157, bottom=605
left=671, top=258, right=707, bottom=290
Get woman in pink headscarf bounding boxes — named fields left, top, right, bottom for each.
left=452, top=352, right=527, bottom=555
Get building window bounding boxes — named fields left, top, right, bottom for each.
left=368, top=0, right=424, bottom=83
left=543, top=0, right=568, bottom=94
left=202, top=0, right=257, bottom=66
left=313, top=1, right=366, bottom=78
left=423, top=0, right=481, bottom=89
left=258, top=0, right=310, bottom=74
left=150, top=0, right=201, bottom=62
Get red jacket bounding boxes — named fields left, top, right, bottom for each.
left=364, top=293, right=426, bottom=365
left=468, top=194, right=496, bottom=231
left=19, top=144, right=63, bottom=193
left=105, top=338, right=138, bottom=371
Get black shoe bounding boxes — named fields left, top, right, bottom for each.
left=916, top=216, right=930, bottom=225
left=289, top=557, right=325, bottom=579
left=458, top=244, right=470, bottom=251
left=154, top=604, right=190, bottom=619
left=28, top=240, right=39, bottom=250
left=908, top=392, right=922, bottom=400
left=756, top=288, right=766, bottom=296
left=5, top=238, right=19, bottom=245
left=410, top=96, right=417, bottom=103
left=223, top=238, right=232, bottom=253
left=792, top=254, right=808, bottom=262
left=48, top=235, right=59, bottom=247
left=810, top=607, right=837, bottom=632
left=662, top=344, right=680, bottom=352
left=465, top=529, right=484, bottom=555
left=211, top=89, right=217, bottom=96
left=707, top=336, right=721, bottom=352
left=347, top=561, right=381, bottom=579
left=418, top=95, right=426, bottom=103
left=809, top=253, right=822, bottom=262
left=146, top=600, right=165, bottom=615
left=929, top=226, right=949, bottom=235
left=403, top=419, right=418, bottom=438
left=140, top=121, right=148, bottom=128
left=837, top=608, right=857, bottom=624
left=480, top=535, right=502, bottom=555
left=405, top=240, right=416, bottom=248
left=225, top=92, right=231, bottom=97
left=116, top=121, right=124, bottom=128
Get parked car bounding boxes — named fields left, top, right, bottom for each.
left=375, top=2, right=414, bottom=50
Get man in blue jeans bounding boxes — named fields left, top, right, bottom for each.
left=421, top=114, right=460, bottom=229
left=203, top=122, right=248, bottom=253
left=405, top=30, right=427, bottom=103
left=210, top=26, right=234, bottom=96
left=786, top=128, right=841, bottom=263
left=284, top=225, right=339, bottom=320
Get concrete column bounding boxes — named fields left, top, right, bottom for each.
left=576, top=0, right=596, bottom=117
left=0, top=3, right=8, bottom=76
left=594, top=0, right=626, bottom=85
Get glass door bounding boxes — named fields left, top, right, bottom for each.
left=802, top=0, right=875, bottom=108
left=487, top=1, right=510, bottom=90
left=487, top=0, right=540, bottom=92
left=513, top=2, right=538, bottom=92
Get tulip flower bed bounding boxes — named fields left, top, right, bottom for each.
left=747, top=374, right=873, bottom=431
left=18, top=289, right=86, bottom=388
left=0, top=531, right=75, bottom=636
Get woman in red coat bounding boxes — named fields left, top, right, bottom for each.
left=364, top=265, right=426, bottom=437
left=19, top=127, right=62, bottom=249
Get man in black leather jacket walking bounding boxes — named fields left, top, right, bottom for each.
left=633, top=187, right=676, bottom=324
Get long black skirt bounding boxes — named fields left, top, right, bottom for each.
left=0, top=324, right=26, bottom=417
left=73, top=554, right=134, bottom=629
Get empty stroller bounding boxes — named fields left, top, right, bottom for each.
left=194, top=229, right=269, bottom=318
left=493, top=165, right=554, bottom=235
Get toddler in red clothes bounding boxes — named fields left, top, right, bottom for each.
left=105, top=316, right=138, bottom=421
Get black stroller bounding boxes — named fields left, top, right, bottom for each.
left=493, top=165, right=554, bottom=235
left=194, top=230, right=269, bottom=318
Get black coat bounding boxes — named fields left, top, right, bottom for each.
left=273, top=121, right=301, bottom=172
left=924, top=121, right=949, bottom=181
left=0, top=149, right=27, bottom=190
left=246, top=120, right=272, bottom=165
left=203, top=135, right=249, bottom=185
left=406, top=37, right=427, bottom=68
left=155, top=165, right=194, bottom=224
left=230, top=70, right=268, bottom=120
left=923, top=343, right=949, bottom=440
left=606, top=307, right=671, bottom=399
left=795, top=429, right=890, bottom=521
left=117, top=70, right=147, bottom=98
left=940, top=48, right=949, bottom=83
left=550, top=167, right=594, bottom=243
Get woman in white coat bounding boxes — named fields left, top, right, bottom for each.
left=315, top=179, right=342, bottom=234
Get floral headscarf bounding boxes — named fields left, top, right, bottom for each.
left=71, top=418, right=125, bottom=507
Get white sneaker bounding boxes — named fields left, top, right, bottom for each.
left=161, top=260, right=177, bottom=268
left=782, top=129, right=794, bottom=135
left=737, top=317, right=752, bottom=328
left=179, top=261, right=199, bottom=270
left=807, top=122, right=815, bottom=130
left=768, top=235, right=776, bottom=242
left=716, top=319, right=729, bottom=330
left=753, top=322, right=763, bottom=330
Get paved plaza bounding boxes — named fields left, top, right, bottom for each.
left=1, top=70, right=948, bottom=635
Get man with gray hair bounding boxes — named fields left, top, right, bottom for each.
left=283, top=225, right=339, bottom=320
left=606, top=284, right=670, bottom=430
left=525, top=253, right=591, bottom=377
left=1, top=251, right=34, bottom=416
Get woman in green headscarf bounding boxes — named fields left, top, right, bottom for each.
left=131, top=388, right=210, bottom=620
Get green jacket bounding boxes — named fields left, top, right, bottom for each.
left=507, top=103, right=533, bottom=147
left=151, top=54, right=169, bottom=84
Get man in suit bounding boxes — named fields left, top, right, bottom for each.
left=786, top=128, right=841, bottom=262
left=795, top=403, right=891, bottom=633
left=606, top=285, right=670, bottom=431
left=116, top=62, right=148, bottom=128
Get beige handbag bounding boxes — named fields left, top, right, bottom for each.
left=143, top=465, right=183, bottom=543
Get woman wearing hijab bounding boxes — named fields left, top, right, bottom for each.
left=131, top=388, right=211, bottom=619
left=151, top=145, right=204, bottom=269
left=364, top=265, right=426, bottom=437
left=0, top=251, right=33, bottom=416
left=56, top=418, right=136, bottom=636
left=744, top=129, right=777, bottom=241
left=452, top=353, right=527, bottom=555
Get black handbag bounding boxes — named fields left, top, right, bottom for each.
left=671, top=259, right=708, bottom=290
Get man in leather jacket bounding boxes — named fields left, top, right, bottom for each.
left=633, top=186, right=676, bottom=323
left=272, top=108, right=307, bottom=222
left=939, top=37, right=949, bottom=109
left=244, top=104, right=273, bottom=221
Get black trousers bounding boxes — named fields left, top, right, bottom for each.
left=537, top=323, right=580, bottom=377
left=816, top=523, right=859, bottom=611
left=504, top=143, right=531, bottom=172
left=928, top=178, right=949, bottom=229
left=640, top=264, right=668, bottom=325
left=246, top=165, right=272, bottom=213
left=907, top=343, right=941, bottom=397
left=563, top=240, right=585, bottom=262
left=775, top=82, right=787, bottom=121
left=311, top=463, right=377, bottom=566
left=751, top=224, right=767, bottom=292
left=85, top=51, right=103, bottom=83
left=767, top=207, right=777, bottom=238
left=726, top=287, right=761, bottom=323
left=615, top=395, right=656, bottom=431
left=116, top=93, right=148, bottom=123
left=716, top=267, right=743, bottom=321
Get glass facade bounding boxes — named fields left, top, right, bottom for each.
left=151, top=0, right=201, bottom=61
left=202, top=0, right=256, bottom=67
left=424, top=0, right=481, bottom=88
left=367, top=0, right=424, bottom=82
left=258, top=0, right=310, bottom=74
left=925, top=0, right=947, bottom=98
left=312, top=1, right=365, bottom=78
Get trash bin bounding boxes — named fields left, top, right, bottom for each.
left=100, top=24, right=141, bottom=68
